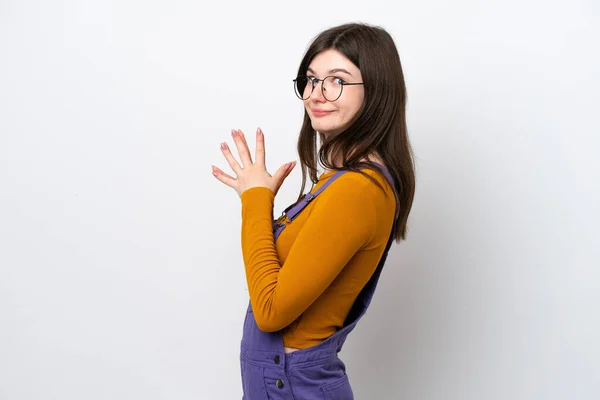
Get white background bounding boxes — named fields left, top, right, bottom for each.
left=1, top=0, right=599, bottom=399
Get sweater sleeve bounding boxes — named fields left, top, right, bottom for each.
left=240, top=179, right=376, bottom=332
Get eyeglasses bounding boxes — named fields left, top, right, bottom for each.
left=293, top=75, right=364, bottom=102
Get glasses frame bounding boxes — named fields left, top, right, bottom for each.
left=293, top=75, right=364, bottom=102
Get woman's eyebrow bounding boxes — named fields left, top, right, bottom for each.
left=307, top=67, right=353, bottom=77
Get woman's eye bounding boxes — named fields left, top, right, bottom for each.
left=333, top=77, right=345, bottom=85
left=307, top=76, right=318, bottom=84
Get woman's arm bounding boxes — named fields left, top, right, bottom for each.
left=240, top=177, right=377, bottom=332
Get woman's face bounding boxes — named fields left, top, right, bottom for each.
left=303, top=49, right=364, bottom=138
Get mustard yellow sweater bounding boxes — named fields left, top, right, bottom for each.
left=240, top=168, right=396, bottom=349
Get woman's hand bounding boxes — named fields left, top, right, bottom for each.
left=211, top=128, right=297, bottom=197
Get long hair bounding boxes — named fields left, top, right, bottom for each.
left=294, top=22, right=416, bottom=242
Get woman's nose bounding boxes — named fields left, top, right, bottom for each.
left=309, top=80, right=327, bottom=102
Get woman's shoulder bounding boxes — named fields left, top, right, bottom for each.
left=314, top=167, right=395, bottom=244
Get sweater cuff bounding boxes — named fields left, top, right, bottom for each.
left=240, top=186, right=275, bottom=217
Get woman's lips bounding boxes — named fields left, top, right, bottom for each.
left=311, top=109, right=335, bottom=117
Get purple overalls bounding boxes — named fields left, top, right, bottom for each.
left=240, top=162, right=397, bottom=399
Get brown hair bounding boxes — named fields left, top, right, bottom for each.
left=294, top=22, right=416, bottom=242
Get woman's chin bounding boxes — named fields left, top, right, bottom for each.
left=311, top=123, right=339, bottom=135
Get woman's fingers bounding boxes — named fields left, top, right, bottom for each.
left=220, top=135, right=243, bottom=175
left=282, top=161, right=295, bottom=180
left=272, top=161, right=295, bottom=196
left=216, top=128, right=273, bottom=194
left=232, top=129, right=253, bottom=167
left=211, top=165, right=238, bottom=189
left=255, top=127, right=266, bottom=167
left=273, top=161, right=296, bottom=183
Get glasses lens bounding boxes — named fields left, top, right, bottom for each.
left=323, top=76, right=342, bottom=101
left=294, top=76, right=311, bottom=100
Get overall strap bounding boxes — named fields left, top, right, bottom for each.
left=286, top=170, right=347, bottom=221
left=272, top=170, right=348, bottom=239
left=272, top=162, right=396, bottom=242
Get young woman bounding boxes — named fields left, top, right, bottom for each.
left=212, top=22, right=415, bottom=399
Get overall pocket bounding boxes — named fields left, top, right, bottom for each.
left=320, top=373, right=354, bottom=400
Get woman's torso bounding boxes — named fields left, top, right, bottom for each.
left=276, top=165, right=396, bottom=350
